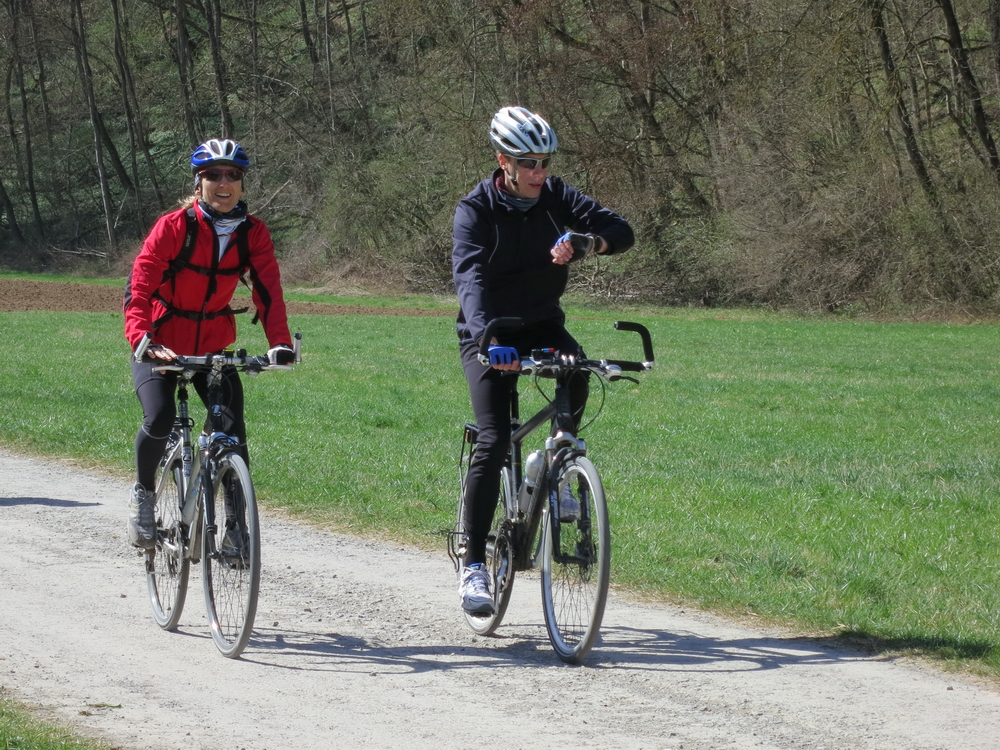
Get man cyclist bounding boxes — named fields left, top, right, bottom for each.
left=452, top=106, right=635, bottom=613
left=123, top=138, right=294, bottom=550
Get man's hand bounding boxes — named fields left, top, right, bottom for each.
left=487, top=344, right=520, bottom=371
left=552, top=232, right=603, bottom=265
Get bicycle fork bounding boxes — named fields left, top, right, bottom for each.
left=543, top=442, right=595, bottom=567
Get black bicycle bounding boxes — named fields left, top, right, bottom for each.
left=133, top=334, right=300, bottom=658
left=448, top=318, right=654, bottom=663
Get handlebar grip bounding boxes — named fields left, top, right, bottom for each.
left=132, top=333, right=152, bottom=362
left=613, top=321, right=655, bottom=364
left=293, top=332, right=302, bottom=364
left=605, top=359, right=646, bottom=373
left=478, top=317, right=525, bottom=362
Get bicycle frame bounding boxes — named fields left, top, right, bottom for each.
left=165, top=365, right=246, bottom=563
left=504, top=376, right=575, bottom=572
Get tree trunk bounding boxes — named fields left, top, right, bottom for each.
left=204, top=0, right=235, bottom=137
left=937, top=0, right=1000, bottom=182
left=0, top=175, right=25, bottom=244
left=111, top=0, right=147, bottom=230
left=989, top=0, right=1000, bottom=99
left=172, top=0, right=200, bottom=147
left=299, top=0, right=319, bottom=66
left=9, top=8, right=45, bottom=239
left=867, top=0, right=940, bottom=210
left=69, top=0, right=116, bottom=250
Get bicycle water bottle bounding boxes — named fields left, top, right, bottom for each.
left=517, top=450, right=545, bottom=514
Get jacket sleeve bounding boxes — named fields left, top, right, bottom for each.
left=245, top=219, right=291, bottom=348
left=451, top=198, right=495, bottom=345
left=560, top=182, right=635, bottom=255
left=123, top=213, right=183, bottom=349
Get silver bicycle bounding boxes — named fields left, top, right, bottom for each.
left=134, top=334, right=300, bottom=658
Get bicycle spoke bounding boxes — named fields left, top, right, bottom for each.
left=202, top=454, right=260, bottom=658
left=459, top=460, right=516, bottom=635
left=146, top=446, right=190, bottom=631
left=541, top=456, right=610, bottom=664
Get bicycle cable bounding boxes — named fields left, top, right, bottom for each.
left=529, top=364, right=608, bottom=435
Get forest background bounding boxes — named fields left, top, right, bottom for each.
left=3, top=0, right=1000, bottom=313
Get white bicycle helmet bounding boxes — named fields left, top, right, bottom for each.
left=191, top=138, right=250, bottom=173
left=489, top=107, right=558, bottom=156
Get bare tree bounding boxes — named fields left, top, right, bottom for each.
left=203, top=0, right=235, bottom=137
left=936, top=0, right=1000, bottom=183
left=69, top=0, right=116, bottom=249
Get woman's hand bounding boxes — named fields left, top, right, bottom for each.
left=147, top=344, right=178, bottom=361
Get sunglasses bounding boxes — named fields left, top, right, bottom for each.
left=199, top=169, right=244, bottom=183
left=514, top=157, right=552, bottom=170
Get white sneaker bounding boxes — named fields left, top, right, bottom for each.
left=128, top=482, right=156, bottom=549
left=559, top=484, right=581, bottom=522
left=459, top=564, right=494, bottom=614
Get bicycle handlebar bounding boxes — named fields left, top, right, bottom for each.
left=151, top=352, right=279, bottom=373
left=136, top=332, right=302, bottom=373
left=477, top=317, right=655, bottom=376
left=477, top=317, right=525, bottom=364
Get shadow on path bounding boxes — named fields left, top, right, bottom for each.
left=0, top=496, right=101, bottom=508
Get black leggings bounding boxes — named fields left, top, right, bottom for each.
left=459, top=322, right=589, bottom=565
left=131, top=361, right=247, bottom=490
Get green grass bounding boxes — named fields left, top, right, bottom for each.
left=0, top=695, right=112, bottom=750
left=3, top=300, right=1000, bottom=681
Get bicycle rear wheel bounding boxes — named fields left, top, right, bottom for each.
left=146, top=441, right=190, bottom=630
left=202, top=453, right=260, bottom=658
left=458, top=465, right=516, bottom=636
left=540, top=456, right=610, bottom=664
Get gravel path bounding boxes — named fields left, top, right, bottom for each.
left=2, top=448, right=999, bottom=750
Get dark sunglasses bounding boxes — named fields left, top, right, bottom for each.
left=199, top=169, right=244, bottom=183
left=515, top=157, right=551, bottom=170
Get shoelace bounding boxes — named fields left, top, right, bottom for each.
left=463, top=569, right=490, bottom=595
left=133, top=489, right=156, bottom=534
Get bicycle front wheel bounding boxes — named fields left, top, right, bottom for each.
left=202, top=453, right=260, bottom=658
left=146, top=442, right=190, bottom=630
left=540, top=456, right=610, bottom=664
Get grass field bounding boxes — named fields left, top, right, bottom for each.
left=0, top=695, right=111, bottom=750
left=2, top=297, right=1000, bottom=682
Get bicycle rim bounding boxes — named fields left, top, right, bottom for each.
left=202, top=453, right=260, bottom=658
left=540, top=456, right=610, bottom=664
left=461, top=466, right=516, bottom=635
left=146, top=448, right=190, bottom=630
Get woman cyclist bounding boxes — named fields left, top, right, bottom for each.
left=123, top=138, right=294, bottom=550
left=451, top=107, right=635, bottom=613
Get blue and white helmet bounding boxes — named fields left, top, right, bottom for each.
left=489, top=107, right=558, bottom=156
left=191, top=138, right=250, bottom=174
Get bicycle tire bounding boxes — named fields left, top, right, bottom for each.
left=202, top=453, right=260, bottom=658
left=146, top=441, right=190, bottom=630
left=540, top=455, right=610, bottom=664
left=458, top=465, right=516, bottom=635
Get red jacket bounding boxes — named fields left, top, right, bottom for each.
left=124, top=203, right=290, bottom=355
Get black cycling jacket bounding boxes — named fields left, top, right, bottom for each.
left=451, top=168, right=635, bottom=345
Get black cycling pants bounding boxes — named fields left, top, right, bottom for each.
left=459, top=322, right=589, bottom=566
left=131, top=361, right=247, bottom=490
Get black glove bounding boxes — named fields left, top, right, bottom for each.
left=557, top=232, right=596, bottom=262
left=268, top=344, right=295, bottom=365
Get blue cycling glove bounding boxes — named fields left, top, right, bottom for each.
left=488, top=345, right=519, bottom=365
left=556, top=232, right=596, bottom=262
